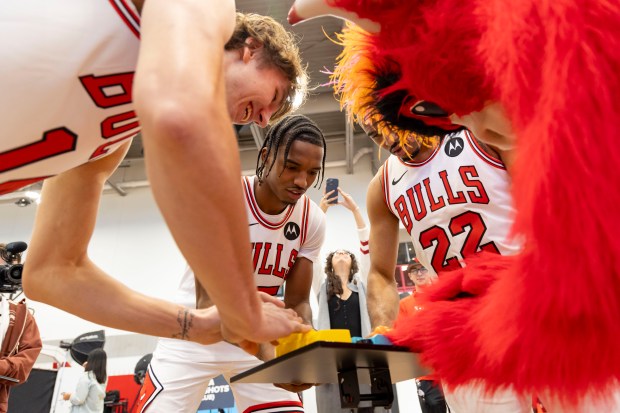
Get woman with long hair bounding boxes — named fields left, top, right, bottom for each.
left=315, top=188, right=374, bottom=412
left=320, top=249, right=368, bottom=337
left=63, top=348, right=107, bottom=413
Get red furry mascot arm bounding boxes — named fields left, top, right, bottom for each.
left=291, top=0, right=620, bottom=406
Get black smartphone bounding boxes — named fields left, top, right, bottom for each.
left=325, top=178, right=339, bottom=204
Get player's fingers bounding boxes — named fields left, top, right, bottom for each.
left=338, top=188, right=352, bottom=199
left=292, top=322, right=312, bottom=333
left=257, top=291, right=285, bottom=307
left=263, top=303, right=303, bottom=326
left=275, top=383, right=315, bottom=393
left=285, top=310, right=304, bottom=324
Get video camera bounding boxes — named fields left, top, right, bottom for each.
left=0, top=242, right=27, bottom=293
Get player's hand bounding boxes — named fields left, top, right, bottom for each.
left=319, top=189, right=337, bottom=213
left=275, top=382, right=317, bottom=393
left=221, top=292, right=310, bottom=354
left=337, top=188, right=358, bottom=211
left=189, top=306, right=224, bottom=345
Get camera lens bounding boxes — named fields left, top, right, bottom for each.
left=8, top=264, right=22, bottom=282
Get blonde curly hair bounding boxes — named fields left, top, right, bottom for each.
left=226, top=13, right=308, bottom=123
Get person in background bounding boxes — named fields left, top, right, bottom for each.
left=316, top=188, right=370, bottom=338
left=315, top=189, right=377, bottom=412
left=0, top=244, right=42, bottom=413
left=63, top=348, right=108, bottom=413
left=399, top=258, right=432, bottom=299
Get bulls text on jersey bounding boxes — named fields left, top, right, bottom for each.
left=382, top=130, right=518, bottom=275
left=251, top=242, right=299, bottom=281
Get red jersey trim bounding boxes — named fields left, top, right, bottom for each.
left=243, top=177, right=296, bottom=229
left=300, top=197, right=310, bottom=246
left=397, top=142, right=441, bottom=167
left=381, top=162, right=391, bottom=213
left=243, top=400, right=304, bottom=413
left=257, top=286, right=280, bottom=296
left=136, top=364, right=163, bottom=413
left=109, top=0, right=141, bottom=39
left=465, top=129, right=506, bottom=170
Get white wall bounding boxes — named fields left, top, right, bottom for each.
left=0, top=156, right=377, bottom=341
left=1, top=186, right=185, bottom=341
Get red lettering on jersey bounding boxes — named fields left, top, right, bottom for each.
left=423, top=177, right=446, bottom=211
left=406, top=185, right=427, bottom=221
left=272, top=244, right=287, bottom=279
left=394, top=195, right=413, bottom=234
left=285, top=250, right=299, bottom=277
left=1, top=72, right=138, bottom=196
left=460, top=165, right=489, bottom=204
left=101, top=111, right=139, bottom=139
left=252, top=243, right=289, bottom=278
left=419, top=211, right=499, bottom=274
left=439, top=170, right=467, bottom=204
left=81, top=72, right=139, bottom=148
left=0, top=128, right=77, bottom=174
left=251, top=242, right=262, bottom=271
left=450, top=211, right=500, bottom=256
left=420, top=225, right=462, bottom=272
left=257, top=242, right=274, bottom=275
left=89, top=133, right=135, bottom=159
left=79, top=73, right=134, bottom=108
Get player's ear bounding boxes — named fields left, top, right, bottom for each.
left=242, top=37, right=264, bottom=63
left=260, top=148, right=268, bottom=162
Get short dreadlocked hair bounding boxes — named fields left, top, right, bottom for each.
left=256, top=114, right=326, bottom=187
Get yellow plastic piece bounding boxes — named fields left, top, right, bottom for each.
left=275, top=329, right=352, bottom=357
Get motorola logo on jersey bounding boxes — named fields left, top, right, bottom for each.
left=283, top=222, right=300, bottom=240
left=445, top=136, right=464, bottom=157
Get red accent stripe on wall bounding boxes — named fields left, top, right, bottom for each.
left=106, top=374, right=141, bottom=412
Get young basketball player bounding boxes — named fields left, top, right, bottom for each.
left=137, top=115, right=326, bottom=413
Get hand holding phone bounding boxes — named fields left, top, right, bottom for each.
left=325, top=178, right=339, bottom=204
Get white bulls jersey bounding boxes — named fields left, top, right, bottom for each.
left=175, top=175, right=326, bottom=307
left=382, top=130, right=520, bottom=275
left=0, top=0, right=140, bottom=195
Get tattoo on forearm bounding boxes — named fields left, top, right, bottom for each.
left=172, top=308, right=194, bottom=340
